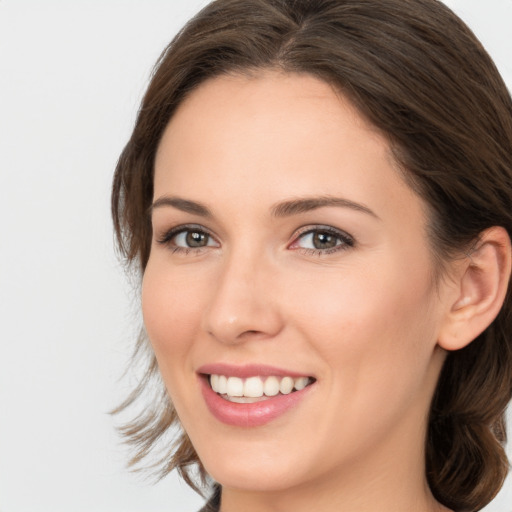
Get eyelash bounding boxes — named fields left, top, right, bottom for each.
left=156, top=224, right=355, bottom=256
left=156, top=224, right=217, bottom=255
left=289, top=225, right=355, bottom=256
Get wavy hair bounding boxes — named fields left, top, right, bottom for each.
left=111, top=1, right=512, bottom=509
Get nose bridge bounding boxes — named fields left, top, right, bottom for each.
left=203, top=243, right=282, bottom=344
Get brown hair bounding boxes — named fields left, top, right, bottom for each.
left=111, top=0, right=512, bottom=509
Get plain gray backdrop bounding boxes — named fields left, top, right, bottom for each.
left=0, top=1, right=511, bottom=511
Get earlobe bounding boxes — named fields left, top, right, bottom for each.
left=438, top=226, right=512, bottom=351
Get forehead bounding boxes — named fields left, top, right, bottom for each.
left=156, top=72, right=393, bottom=180
left=157, top=71, right=382, bottom=149
left=153, top=71, right=424, bottom=229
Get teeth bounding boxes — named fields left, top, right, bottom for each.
left=209, top=374, right=312, bottom=398
left=279, top=376, right=294, bottom=395
left=264, top=376, right=280, bottom=396
left=244, top=376, right=264, bottom=397
left=294, top=377, right=309, bottom=391
left=226, top=376, right=244, bottom=397
left=217, top=375, right=227, bottom=394
left=210, top=374, right=219, bottom=391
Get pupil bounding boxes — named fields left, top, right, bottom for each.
left=186, top=231, right=207, bottom=247
left=313, top=232, right=337, bottom=249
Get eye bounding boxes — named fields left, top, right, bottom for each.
left=174, top=230, right=216, bottom=248
left=157, top=225, right=219, bottom=252
left=290, top=226, right=354, bottom=255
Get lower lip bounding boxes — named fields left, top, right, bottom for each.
left=200, top=376, right=314, bottom=427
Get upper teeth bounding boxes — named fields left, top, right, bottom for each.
left=210, top=374, right=310, bottom=398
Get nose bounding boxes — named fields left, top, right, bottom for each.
left=202, top=251, right=284, bottom=345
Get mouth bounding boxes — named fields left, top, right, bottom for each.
left=197, top=363, right=317, bottom=426
left=206, top=374, right=315, bottom=403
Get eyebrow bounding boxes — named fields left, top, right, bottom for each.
left=151, top=196, right=212, bottom=217
left=271, top=196, right=379, bottom=219
left=150, top=195, right=379, bottom=220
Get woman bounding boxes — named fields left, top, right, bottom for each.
left=111, top=0, right=512, bottom=510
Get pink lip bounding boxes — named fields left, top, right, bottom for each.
left=197, top=363, right=310, bottom=379
left=197, top=364, right=315, bottom=427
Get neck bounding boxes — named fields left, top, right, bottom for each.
left=220, top=465, right=449, bottom=512
left=219, top=398, right=450, bottom=512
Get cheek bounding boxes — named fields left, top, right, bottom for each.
left=141, top=262, right=205, bottom=370
left=287, top=254, right=438, bottom=384
left=285, top=261, right=440, bottom=454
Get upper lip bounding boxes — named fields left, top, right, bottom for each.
left=197, top=363, right=313, bottom=379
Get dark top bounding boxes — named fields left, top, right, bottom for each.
left=198, top=485, right=221, bottom=512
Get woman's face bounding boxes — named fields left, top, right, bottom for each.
left=143, top=72, right=454, bottom=494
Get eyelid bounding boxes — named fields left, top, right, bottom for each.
left=288, top=225, right=355, bottom=252
left=156, top=223, right=219, bottom=247
left=155, top=223, right=353, bottom=254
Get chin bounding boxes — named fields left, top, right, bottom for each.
left=198, top=437, right=328, bottom=495
left=206, top=462, right=306, bottom=493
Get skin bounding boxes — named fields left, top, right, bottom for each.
left=142, top=71, right=464, bottom=511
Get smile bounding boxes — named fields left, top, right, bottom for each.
left=209, top=374, right=312, bottom=402
left=198, top=365, right=316, bottom=427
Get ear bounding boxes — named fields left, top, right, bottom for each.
left=438, top=226, right=512, bottom=351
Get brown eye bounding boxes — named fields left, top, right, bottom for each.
left=291, top=227, right=354, bottom=254
left=158, top=226, right=219, bottom=251
left=311, top=231, right=338, bottom=250
left=185, top=230, right=210, bottom=247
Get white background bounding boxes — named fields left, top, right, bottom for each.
left=0, top=1, right=511, bottom=511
